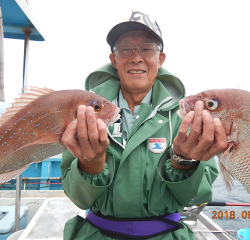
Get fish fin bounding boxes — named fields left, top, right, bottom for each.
left=218, top=142, right=235, bottom=192
left=17, top=132, right=64, bottom=151
left=219, top=162, right=235, bottom=192
left=0, top=165, right=30, bottom=183
left=22, top=86, right=54, bottom=95
left=0, top=87, right=55, bottom=127
left=219, top=142, right=235, bottom=162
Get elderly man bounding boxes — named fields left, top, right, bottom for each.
left=61, top=10, right=227, bottom=240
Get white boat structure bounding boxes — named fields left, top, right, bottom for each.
left=0, top=188, right=236, bottom=240
left=0, top=1, right=242, bottom=240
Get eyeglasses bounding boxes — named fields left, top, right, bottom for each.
left=113, top=43, right=161, bottom=58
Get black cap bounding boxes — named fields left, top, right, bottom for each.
left=107, top=10, right=164, bottom=52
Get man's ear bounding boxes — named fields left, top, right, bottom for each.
left=158, top=52, right=166, bottom=69
left=109, top=53, right=117, bottom=69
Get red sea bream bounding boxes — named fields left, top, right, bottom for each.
left=177, top=88, right=250, bottom=193
left=0, top=87, right=120, bottom=183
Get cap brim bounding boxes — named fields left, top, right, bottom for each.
left=107, top=22, right=163, bottom=52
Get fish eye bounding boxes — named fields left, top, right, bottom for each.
left=205, top=99, right=219, bottom=110
left=93, top=104, right=102, bottom=112
left=90, top=100, right=102, bottom=112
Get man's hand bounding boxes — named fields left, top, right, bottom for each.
left=61, top=105, right=109, bottom=174
left=173, top=101, right=228, bottom=162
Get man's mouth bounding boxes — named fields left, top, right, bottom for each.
left=128, top=70, right=146, bottom=74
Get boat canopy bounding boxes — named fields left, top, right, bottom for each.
left=0, top=0, right=44, bottom=41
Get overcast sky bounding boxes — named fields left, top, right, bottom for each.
left=2, top=0, right=250, bottom=108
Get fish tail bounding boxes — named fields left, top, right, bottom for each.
left=0, top=165, right=29, bottom=183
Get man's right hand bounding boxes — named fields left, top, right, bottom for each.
left=61, top=105, right=109, bottom=174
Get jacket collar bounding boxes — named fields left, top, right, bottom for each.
left=85, top=63, right=185, bottom=111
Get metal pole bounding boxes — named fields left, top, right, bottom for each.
left=14, top=29, right=31, bottom=232
left=0, top=6, right=4, bottom=102
left=14, top=175, right=22, bottom=231
left=22, top=30, right=31, bottom=92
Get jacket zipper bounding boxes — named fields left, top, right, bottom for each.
left=131, top=96, right=172, bottom=136
left=107, top=128, right=126, bottom=149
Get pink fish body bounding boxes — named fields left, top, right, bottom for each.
left=0, top=87, right=120, bottom=183
left=177, top=88, right=250, bottom=193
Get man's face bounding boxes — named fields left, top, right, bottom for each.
left=109, top=30, right=166, bottom=95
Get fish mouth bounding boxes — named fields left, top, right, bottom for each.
left=106, top=107, right=120, bottom=127
left=176, top=99, right=187, bottom=119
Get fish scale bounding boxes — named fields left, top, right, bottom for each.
left=177, top=88, right=250, bottom=193
left=0, top=111, right=71, bottom=173
left=2, top=142, right=67, bottom=173
left=0, top=98, right=76, bottom=158
left=0, top=87, right=120, bottom=183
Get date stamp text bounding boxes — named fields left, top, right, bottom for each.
left=212, top=211, right=250, bottom=219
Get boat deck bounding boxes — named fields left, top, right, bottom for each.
left=188, top=212, right=235, bottom=240
left=0, top=191, right=236, bottom=240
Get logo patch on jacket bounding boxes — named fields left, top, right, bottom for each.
left=148, top=138, right=166, bottom=153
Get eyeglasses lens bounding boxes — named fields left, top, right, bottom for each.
left=115, top=43, right=158, bottom=57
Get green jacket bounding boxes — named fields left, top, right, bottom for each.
left=61, top=63, right=218, bottom=240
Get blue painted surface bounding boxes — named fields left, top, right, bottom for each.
left=0, top=158, right=63, bottom=190
left=0, top=0, right=44, bottom=40
left=237, top=228, right=250, bottom=240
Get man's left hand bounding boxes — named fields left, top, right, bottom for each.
left=173, top=100, right=228, bottom=161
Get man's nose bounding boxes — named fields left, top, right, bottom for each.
left=130, top=47, right=143, bottom=63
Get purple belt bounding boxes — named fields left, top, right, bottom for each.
left=86, top=210, right=184, bottom=239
